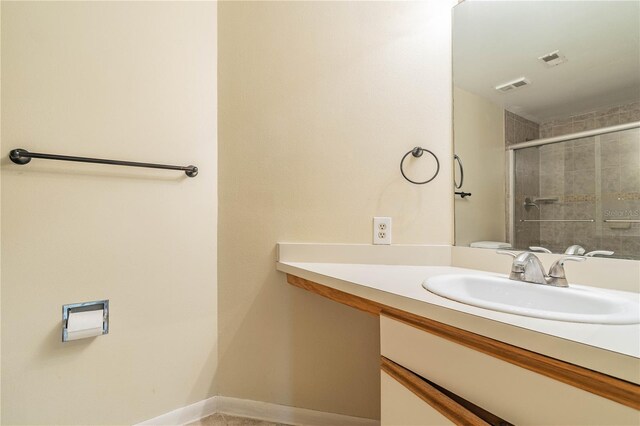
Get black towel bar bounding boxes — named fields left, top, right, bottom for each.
left=9, top=148, right=198, bottom=177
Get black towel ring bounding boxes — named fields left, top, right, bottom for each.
left=400, top=147, right=440, bottom=185
left=453, top=154, right=464, bottom=189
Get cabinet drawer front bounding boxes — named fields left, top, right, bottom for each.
left=382, top=357, right=496, bottom=426
left=381, top=315, right=640, bottom=425
left=382, top=370, right=455, bottom=426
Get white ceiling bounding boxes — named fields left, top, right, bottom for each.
left=453, top=1, right=640, bottom=123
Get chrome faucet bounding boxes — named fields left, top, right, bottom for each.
left=497, top=250, right=585, bottom=287
left=509, top=251, right=547, bottom=284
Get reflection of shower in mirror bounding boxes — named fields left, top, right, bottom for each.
left=452, top=0, right=640, bottom=260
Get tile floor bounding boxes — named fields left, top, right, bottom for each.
left=187, top=413, right=292, bottom=426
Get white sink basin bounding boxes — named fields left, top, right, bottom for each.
left=423, top=274, right=640, bottom=324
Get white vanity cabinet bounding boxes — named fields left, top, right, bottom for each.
left=280, top=270, right=640, bottom=426
left=380, top=314, right=640, bottom=426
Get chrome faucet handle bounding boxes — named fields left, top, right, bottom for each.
left=496, top=250, right=523, bottom=271
left=529, top=246, right=552, bottom=253
left=496, top=250, right=526, bottom=276
left=547, top=256, right=586, bottom=287
left=585, top=250, right=614, bottom=257
left=496, top=249, right=517, bottom=257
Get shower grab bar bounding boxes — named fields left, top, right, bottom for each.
left=520, top=219, right=595, bottom=223
left=604, top=219, right=640, bottom=223
left=9, top=148, right=198, bottom=177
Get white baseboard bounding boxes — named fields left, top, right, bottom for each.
left=136, top=395, right=379, bottom=426
left=135, top=396, right=218, bottom=426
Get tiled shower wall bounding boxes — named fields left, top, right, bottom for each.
left=505, top=110, right=539, bottom=145
left=539, top=101, right=640, bottom=138
left=513, top=146, right=540, bottom=249
left=598, top=129, right=640, bottom=258
left=507, top=111, right=540, bottom=248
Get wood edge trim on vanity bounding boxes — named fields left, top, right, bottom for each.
left=287, top=273, right=384, bottom=316
left=380, top=308, right=640, bottom=410
left=381, top=356, right=490, bottom=426
left=286, top=273, right=640, bottom=410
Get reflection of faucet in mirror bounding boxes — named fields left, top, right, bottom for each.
left=585, top=250, right=615, bottom=257
left=529, top=245, right=614, bottom=257
left=529, top=246, right=551, bottom=253
left=564, top=245, right=586, bottom=256
left=497, top=250, right=586, bottom=287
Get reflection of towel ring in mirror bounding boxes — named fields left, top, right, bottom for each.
left=400, top=147, right=440, bottom=185
left=453, top=154, right=464, bottom=189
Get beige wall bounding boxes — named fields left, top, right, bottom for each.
left=1, top=2, right=217, bottom=424
left=0, top=3, right=3, bottom=421
left=218, top=1, right=454, bottom=419
left=453, top=87, right=506, bottom=246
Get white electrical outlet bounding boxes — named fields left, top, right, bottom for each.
left=373, top=217, right=392, bottom=245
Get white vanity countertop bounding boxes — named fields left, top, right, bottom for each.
left=277, top=261, right=640, bottom=384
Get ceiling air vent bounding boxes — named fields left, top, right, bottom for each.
left=538, top=50, right=568, bottom=67
left=495, top=77, right=531, bottom=93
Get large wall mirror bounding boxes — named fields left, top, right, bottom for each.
left=453, top=1, right=640, bottom=260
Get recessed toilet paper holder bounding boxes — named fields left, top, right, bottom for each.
left=62, top=300, right=109, bottom=342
